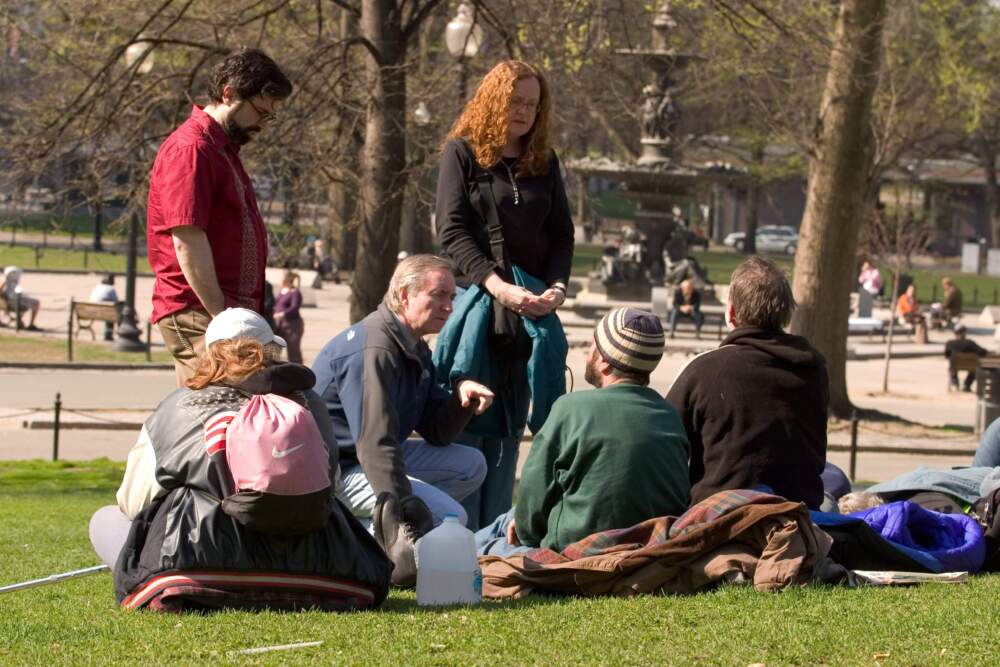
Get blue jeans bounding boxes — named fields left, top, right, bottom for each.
left=974, top=418, right=1000, bottom=468
left=457, top=434, right=520, bottom=531
left=474, top=507, right=532, bottom=557
left=339, top=438, right=486, bottom=529
left=669, top=308, right=704, bottom=337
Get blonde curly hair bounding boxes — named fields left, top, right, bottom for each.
left=445, top=60, right=553, bottom=177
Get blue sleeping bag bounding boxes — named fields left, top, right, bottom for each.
left=851, top=501, right=986, bottom=573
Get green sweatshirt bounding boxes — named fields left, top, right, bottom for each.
left=514, top=383, right=691, bottom=551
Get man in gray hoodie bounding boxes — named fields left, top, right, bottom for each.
left=666, top=256, right=829, bottom=509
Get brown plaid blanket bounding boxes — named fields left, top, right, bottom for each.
left=480, top=490, right=843, bottom=598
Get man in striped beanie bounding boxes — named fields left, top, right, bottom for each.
left=588, top=307, right=667, bottom=386
left=475, top=307, right=691, bottom=556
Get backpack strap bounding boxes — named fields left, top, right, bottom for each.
left=459, top=140, right=508, bottom=276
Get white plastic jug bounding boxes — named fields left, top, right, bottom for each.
left=415, top=514, right=482, bottom=606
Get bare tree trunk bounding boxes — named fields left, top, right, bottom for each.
left=744, top=182, right=759, bottom=254
left=976, top=136, right=1000, bottom=248
left=881, top=271, right=900, bottom=393
left=328, top=176, right=358, bottom=271
left=351, top=0, right=408, bottom=323
left=743, top=146, right=765, bottom=254
left=399, top=183, right=433, bottom=255
left=790, top=0, right=887, bottom=418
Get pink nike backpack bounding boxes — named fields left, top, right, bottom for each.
left=220, top=393, right=332, bottom=536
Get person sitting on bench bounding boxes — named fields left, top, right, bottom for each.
left=2, top=266, right=41, bottom=331
left=945, top=323, right=987, bottom=392
left=669, top=279, right=704, bottom=339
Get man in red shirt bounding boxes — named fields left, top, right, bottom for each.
left=147, top=49, right=292, bottom=385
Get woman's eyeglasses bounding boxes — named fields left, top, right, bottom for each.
left=509, top=97, right=540, bottom=114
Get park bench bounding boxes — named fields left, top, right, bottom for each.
left=0, top=292, right=25, bottom=329
left=69, top=299, right=120, bottom=341
left=67, top=299, right=123, bottom=362
left=947, top=351, right=984, bottom=392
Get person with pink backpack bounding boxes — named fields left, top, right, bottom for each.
left=88, top=308, right=391, bottom=611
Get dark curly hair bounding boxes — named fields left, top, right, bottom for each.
left=207, top=48, right=293, bottom=103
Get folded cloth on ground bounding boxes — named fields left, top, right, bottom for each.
left=479, top=489, right=845, bottom=599
left=850, top=501, right=986, bottom=573
left=866, top=466, right=996, bottom=506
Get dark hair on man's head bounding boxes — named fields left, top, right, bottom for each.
left=101, top=273, right=114, bottom=285
left=609, top=366, right=651, bottom=386
left=729, top=256, right=796, bottom=331
left=207, top=48, right=293, bottom=104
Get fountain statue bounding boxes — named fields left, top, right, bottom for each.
left=571, top=2, right=743, bottom=300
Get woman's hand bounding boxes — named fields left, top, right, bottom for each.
left=484, top=274, right=548, bottom=318
left=534, top=288, right=566, bottom=315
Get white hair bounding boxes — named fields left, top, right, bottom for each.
left=384, top=254, right=453, bottom=313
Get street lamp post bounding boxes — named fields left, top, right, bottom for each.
left=401, top=102, right=434, bottom=254
left=115, top=38, right=154, bottom=353
left=445, top=3, right=482, bottom=101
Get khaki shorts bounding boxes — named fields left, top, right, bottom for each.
left=158, top=308, right=211, bottom=387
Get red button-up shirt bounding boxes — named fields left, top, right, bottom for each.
left=146, top=105, right=267, bottom=323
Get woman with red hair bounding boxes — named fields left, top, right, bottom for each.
left=434, top=60, right=575, bottom=529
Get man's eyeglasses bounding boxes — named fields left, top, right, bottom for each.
left=509, top=97, right=540, bottom=113
left=245, top=97, right=278, bottom=124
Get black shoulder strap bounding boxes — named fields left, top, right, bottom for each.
left=460, top=140, right=507, bottom=273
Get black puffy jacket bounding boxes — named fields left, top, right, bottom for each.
left=113, top=364, right=392, bottom=611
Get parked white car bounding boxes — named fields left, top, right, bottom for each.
left=723, top=225, right=799, bottom=255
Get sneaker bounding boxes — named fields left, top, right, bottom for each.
left=25, top=324, right=42, bottom=332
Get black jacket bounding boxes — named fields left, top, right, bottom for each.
left=666, top=326, right=829, bottom=509
left=435, top=139, right=575, bottom=287
left=114, top=365, right=392, bottom=611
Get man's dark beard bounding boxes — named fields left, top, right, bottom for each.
left=584, top=350, right=601, bottom=388
left=222, top=115, right=256, bottom=146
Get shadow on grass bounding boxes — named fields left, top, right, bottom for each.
left=845, top=407, right=974, bottom=433
left=375, top=591, right=572, bottom=615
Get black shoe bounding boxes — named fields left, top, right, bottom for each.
left=963, top=386, right=973, bottom=393
left=372, top=492, right=433, bottom=588
left=25, top=324, right=41, bottom=332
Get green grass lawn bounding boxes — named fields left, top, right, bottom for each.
left=0, top=246, right=151, bottom=274
left=2, top=461, right=999, bottom=665
left=0, top=333, right=172, bottom=364
left=0, top=213, right=107, bottom=237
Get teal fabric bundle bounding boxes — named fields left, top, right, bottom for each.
left=433, top=266, right=568, bottom=438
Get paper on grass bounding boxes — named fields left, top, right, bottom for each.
left=851, top=570, right=969, bottom=585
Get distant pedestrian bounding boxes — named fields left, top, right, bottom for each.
left=89, top=274, right=120, bottom=341
left=896, top=284, right=924, bottom=326
left=857, top=260, right=882, bottom=318
left=146, top=48, right=293, bottom=386
left=1, top=266, right=41, bottom=331
left=669, top=279, right=704, bottom=339
left=945, top=323, right=987, bottom=392
left=942, top=277, right=963, bottom=322
left=274, top=271, right=304, bottom=364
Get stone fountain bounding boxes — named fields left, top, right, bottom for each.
left=570, top=2, right=743, bottom=301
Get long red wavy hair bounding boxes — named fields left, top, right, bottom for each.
left=445, top=60, right=553, bottom=177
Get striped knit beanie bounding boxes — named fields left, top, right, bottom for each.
left=594, top=307, right=665, bottom=374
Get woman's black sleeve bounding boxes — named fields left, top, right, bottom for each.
left=542, top=151, right=576, bottom=286
left=435, top=140, right=498, bottom=286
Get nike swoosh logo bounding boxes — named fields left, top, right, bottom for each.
left=272, top=443, right=305, bottom=458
